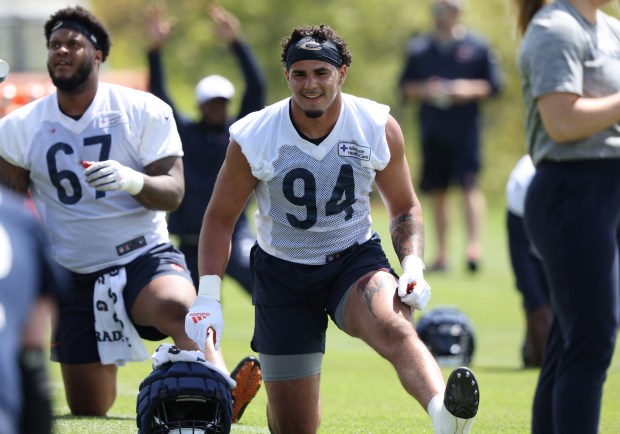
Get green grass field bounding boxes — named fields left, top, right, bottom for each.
left=48, top=194, right=620, bottom=433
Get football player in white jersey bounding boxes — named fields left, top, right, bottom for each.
left=0, top=5, right=260, bottom=421
left=185, top=24, right=481, bottom=433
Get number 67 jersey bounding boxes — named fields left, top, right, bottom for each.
left=231, top=93, right=391, bottom=265
left=0, top=83, right=183, bottom=273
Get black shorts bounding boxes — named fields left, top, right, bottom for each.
left=420, top=133, right=480, bottom=192
left=249, top=233, right=396, bottom=355
left=51, top=243, right=192, bottom=364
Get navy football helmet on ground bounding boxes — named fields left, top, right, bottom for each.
left=415, top=306, right=475, bottom=367
left=137, top=361, right=233, bottom=434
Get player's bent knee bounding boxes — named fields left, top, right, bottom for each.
left=65, top=383, right=115, bottom=416
left=264, top=371, right=321, bottom=434
left=372, top=319, right=417, bottom=358
left=61, top=363, right=117, bottom=416
left=149, top=298, right=188, bottom=333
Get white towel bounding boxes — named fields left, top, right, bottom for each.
left=93, top=267, right=149, bottom=366
left=152, top=343, right=236, bottom=389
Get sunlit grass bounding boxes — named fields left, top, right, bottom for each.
left=49, top=195, right=620, bottom=433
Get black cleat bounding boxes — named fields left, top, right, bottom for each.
left=444, top=367, right=479, bottom=419
left=467, top=259, right=479, bottom=273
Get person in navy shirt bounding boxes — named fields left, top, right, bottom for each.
left=0, top=187, right=70, bottom=434
left=146, top=3, right=266, bottom=293
left=399, top=0, right=502, bottom=273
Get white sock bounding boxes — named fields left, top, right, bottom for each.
left=428, top=393, right=475, bottom=434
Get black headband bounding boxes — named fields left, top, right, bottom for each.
left=286, top=36, right=343, bottom=69
left=50, top=19, right=101, bottom=51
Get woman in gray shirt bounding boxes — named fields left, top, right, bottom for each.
left=516, top=1, right=620, bottom=433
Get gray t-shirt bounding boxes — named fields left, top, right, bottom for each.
left=518, top=0, right=620, bottom=164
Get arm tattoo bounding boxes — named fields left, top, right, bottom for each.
left=390, top=212, right=424, bottom=262
left=356, top=273, right=381, bottom=319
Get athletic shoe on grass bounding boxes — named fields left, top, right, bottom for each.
left=444, top=367, right=479, bottom=419
left=231, top=356, right=262, bottom=423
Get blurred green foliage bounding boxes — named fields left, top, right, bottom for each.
left=92, top=0, right=618, bottom=197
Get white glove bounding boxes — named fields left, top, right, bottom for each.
left=397, top=255, right=431, bottom=310
left=83, top=160, right=144, bottom=195
left=185, top=275, right=224, bottom=351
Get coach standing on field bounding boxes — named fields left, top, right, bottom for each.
left=399, top=0, right=502, bottom=273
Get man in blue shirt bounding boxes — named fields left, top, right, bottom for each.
left=146, top=3, right=266, bottom=293
left=399, top=0, right=502, bottom=273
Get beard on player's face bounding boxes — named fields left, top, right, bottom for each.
left=303, top=110, right=324, bottom=118
left=49, top=57, right=94, bottom=92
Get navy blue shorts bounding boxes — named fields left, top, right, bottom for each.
left=51, top=243, right=192, bottom=364
left=249, top=233, right=396, bottom=355
left=419, top=133, right=480, bottom=192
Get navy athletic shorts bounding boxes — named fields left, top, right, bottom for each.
left=249, top=233, right=396, bottom=355
left=419, top=132, right=480, bottom=192
left=51, top=242, right=192, bottom=364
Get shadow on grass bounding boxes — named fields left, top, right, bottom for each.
left=53, top=414, right=134, bottom=421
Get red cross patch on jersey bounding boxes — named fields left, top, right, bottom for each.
left=337, top=140, right=371, bottom=161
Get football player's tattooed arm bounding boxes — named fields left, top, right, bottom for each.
left=375, top=115, right=425, bottom=263
left=0, top=156, right=30, bottom=195
left=133, top=155, right=185, bottom=211
left=391, top=212, right=425, bottom=262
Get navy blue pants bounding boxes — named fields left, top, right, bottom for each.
left=507, top=211, right=548, bottom=312
left=524, top=160, right=620, bottom=434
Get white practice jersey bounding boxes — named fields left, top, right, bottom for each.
left=231, top=93, right=391, bottom=265
left=0, top=83, right=183, bottom=273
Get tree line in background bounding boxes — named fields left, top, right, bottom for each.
left=91, top=0, right=619, bottom=197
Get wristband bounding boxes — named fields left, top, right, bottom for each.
left=401, top=255, right=425, bottom=274
left=198, top=275, right=222, bottom=300
left=125, top=170, right=144, bottom=195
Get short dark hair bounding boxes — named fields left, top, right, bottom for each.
left=281, top=24, right=352, bottom=68
left=44, top=6, right=112, bottom=62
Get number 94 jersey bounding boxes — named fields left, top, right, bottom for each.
left=0, top=83, right=183, bottom=273
left=231, top=93, right=391, bottom=265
